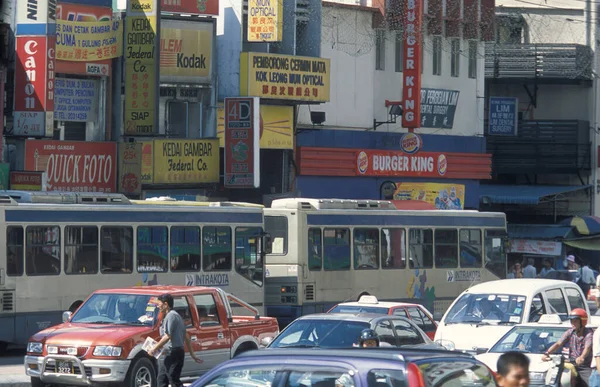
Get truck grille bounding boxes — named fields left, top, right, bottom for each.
left=45, top=363, right=92, bottom=377
left=1, top=291, right=14, bottom=311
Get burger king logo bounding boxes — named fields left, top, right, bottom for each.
left=438, top=154, right=448, bottom=176
left=400, top=133, right=422, bottom=154
left=357, top=151, right=368, bottom=174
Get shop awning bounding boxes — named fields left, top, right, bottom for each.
left=480, top=184, right=592, bottom=205
left=507, top=224, right=576, bottom=240
left=564, top=235, right=600, bottom=251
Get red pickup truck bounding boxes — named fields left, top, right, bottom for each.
left=24, top=285, right=279, bottom=387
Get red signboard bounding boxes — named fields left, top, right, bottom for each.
left=11, top=171, right=45, bottom=191
left=24, top=140, right=118, bottom=192
left=162, top=0, right=219, bottom=16
left=224, top=97, right=260, bottom=188
left=402, top=0, right=423, bottom=129
left=46, top=35, right=56, bottom=114
left=15, top=36, right=49, bottom=113
left=357, top=150, right=448, bottom=177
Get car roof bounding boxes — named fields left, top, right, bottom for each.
left=93, top=285, right=210, bottom=296
left=294, top=313, right=399, bottom=323
left=334, top=301, right=421, bottom=308
left=463, top=279, right=577, bottom=295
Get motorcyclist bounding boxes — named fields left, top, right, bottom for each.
left=358, top=329, right=380, bottom=347
left=542, top=308, right=593, bottom=387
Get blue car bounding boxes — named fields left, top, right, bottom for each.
left=190, top=347, right=497, bottom=387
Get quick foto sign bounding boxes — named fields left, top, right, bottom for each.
left=356, top=150, right=448, bottom=177
left=402, top=0, right=423, bottom=129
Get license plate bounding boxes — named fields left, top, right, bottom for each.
left=56, top=361, right=73, bottom=374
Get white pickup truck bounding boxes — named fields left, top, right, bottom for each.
left=434, top=279, right=599, bottom=353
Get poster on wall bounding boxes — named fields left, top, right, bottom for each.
left=54, top=78, right=99, bottom=122
left=393, top=182, right=465, bottom=210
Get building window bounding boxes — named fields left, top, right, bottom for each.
left=376, top=30, right=386, bottom=70
left=395, top=32, right=403, bottom=72
left=432, top=36, right=442, bottom=75
left=468, top=40, right=477, bottom=79
left=451, top=39, right=460, bottom=77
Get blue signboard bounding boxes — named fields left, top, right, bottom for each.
left=488, top=97, right=518, bottom=136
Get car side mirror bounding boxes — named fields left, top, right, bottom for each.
left=260, top=337, right=273, bottom=347
left=476, top=347, right=489, bottom=355
left=62, top=311, right=73, bottom=323
left=433, top=312, right=443, bottom=322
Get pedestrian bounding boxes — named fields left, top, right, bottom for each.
left=595, top=266, right=600, bottom=312
left=522, top=258, right=537, bottom=278
left=539, top=259, right=555, bottom=278
left=496, top=351, right=530, bottom=387
left=148, top=294, right=202, bottom=387
left=590, top=323, right=600, bottom=387
left=580, top=261, right=596, bottom=297
left=543, top=308, right=593, bottom=387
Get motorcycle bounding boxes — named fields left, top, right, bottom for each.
left=544, top=354, right=575, bottom=387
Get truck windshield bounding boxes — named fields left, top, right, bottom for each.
left=489, top=326, right=568, bottom=354
left=444, top=293, right=526, bottom=325
left=71, top=293, right=156, bottom=326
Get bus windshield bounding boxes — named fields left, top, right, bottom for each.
left=444, top=293, right=526, bottom=325
left=71, top=293, right=156, bottom=326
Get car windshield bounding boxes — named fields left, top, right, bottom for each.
left=489, top=326, right=568, bottom=354
left=269, top=319, right=370, bottom=348
left=444, top=293, right=526, bottom=325
left=71, top=293, right=157, bottom=326
left=329, top=305, right=390, bottom=314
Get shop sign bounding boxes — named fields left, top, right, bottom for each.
left=357, top=150, right=448, bottom=178
left=401, top=0, right=423, bottom=129
left=24, top=140, right=117, bottom=192
left=393, top=182, right=465, bottom=210
left=224, top=97, right=260, bottom=188
left=10, top=171, right=47, bottom=191
left=420, top=88, right=459, bottom=129
left=141, top=142, right=153, bottom=183
left=153, top=139, right=219, bottom=184
left=217, top=104, right=293, bottom=149
left=124, top=0, right=159, bottom=135
left=248, top=0, right=283, bottom=42
left=16, top=0, right=56, bottom=26
left=54, top=78, right=99, bottom=122
left=240, top=52, right=330, bottom=102
left=0, top=164, right=9, bottom=190
left=162, top=0, right=219, bottom=16
left=118, top=143, right=142, bottom=194
left=159, top=20, right=213, bottom=83
left=509, top=239, right=562, bottom=256
left=488, top=97, right=518, bottom=136
left=57, top=3, right=112, bottom=21
left=14, top=36, right=55, bottom=137
left=86, top=63, right=109, bottom=76
left=56, top=19, right=123, bottom=61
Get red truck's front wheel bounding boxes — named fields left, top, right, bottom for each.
left=123, top=357, right=156, bottom=387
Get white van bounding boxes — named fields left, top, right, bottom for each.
left=434, top=279, right=597, bottom=353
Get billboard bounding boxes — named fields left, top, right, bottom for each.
left=247, top=0, right=283, bottom=42
left=55, top=19, right=123, bottom=61
left=118, top=143, right=142, bottom=195
left=224, top=97, right=260, bottom=188
left=161, top=0, right=219, bottom=16
left=393, top=182, right=465, bottom=210
left=152, top=139, right=219, bottom=184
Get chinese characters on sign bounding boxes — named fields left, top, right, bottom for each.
left=152, top=139, right=219, bottom=184
left=56, top=19, right=123, bottom=61
left=224, top=97, right=260, bottom=188
left=488, top=97, right=518, bottom=136
left=247, top=0, right=283, bottom=42
left=402, top=0, right=423, bottom=129
left=240, top=52, right=330, bottom=102
left=118, top=143, right=142, bottom=194
left=419, top=88, right=460, bottom=129
left=125, top=0, right=159, bottom=135
left=55, top=78, right=99, bottom=122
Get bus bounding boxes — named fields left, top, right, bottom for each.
left=263, top=198, right=507, bottom=327
left=0, top=191, right=267, bottom=353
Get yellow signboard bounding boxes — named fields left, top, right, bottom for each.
left=130, top=0, right=155, bottom=12
left=141, top=141, right=153, bottom=184
left=160, top=20, right=213, bottom=83
left=393, top=182, right=465, bottom=210
left=240, top=52, right=330, bottom=102
left=124, top=16, right=157, bottom=135
left=153, top=139, right=220, bottom=184
left=217, top=104, right=293, bottom=149
left=56, top=20, right=123, bottom=61
left=247, top=0, right=283, bottom=42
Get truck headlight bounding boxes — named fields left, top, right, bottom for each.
left=93, top=346, right=122, bottom=357
left=27, top=342, right=43, bottom=354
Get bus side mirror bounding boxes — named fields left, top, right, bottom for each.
left=261, top=234, right=272, bottom=255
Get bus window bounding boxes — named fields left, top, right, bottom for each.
left=353, top=228, right=379, bottom=270
left=484, top=230, right=507, bottom=278
left=324, top=228, right=351, bottom=271
left=26, top=226, right=61, bottom=276
left=171, top=226, right=201, bottom=272
left=203, top=227, right=232, bottom=271
left=460, top=229, right=482, bottom=268
left=434, top=229, right=458, bottom=268
left=265, top=216, right=288, bottom=255
left=65, top=226, right=99, bottom=274
left=308, top=228, right=322, bottom=271
left=381, top=228, right=406, bottom=269
left=235, top=227, right=263, bottom=286
left=137, top=226, right=168, bottom=273
left=408, top=229, right=433, bottom=269
left=101, top=227, right=133, bottom=273
left=7, top=226, right=24, bottom=276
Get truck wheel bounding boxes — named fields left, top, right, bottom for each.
left=123, top=357, right=156, bottom=387
left=30, top=377, right=55, bottom=387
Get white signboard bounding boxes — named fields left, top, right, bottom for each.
left=509, top=239, right=562, bottom=256
left=54, top=78, right=99, bottom=122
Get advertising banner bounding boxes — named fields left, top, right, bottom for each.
left=125, top=0, right=159, bottom=135
left=16, top=0, right=56, bottom=28
left=224, top=97, right=260, bottom=188
left=141, top=142, right=153, bottom=183
left=56, top=19, right=123, bottom=61
left=24, top=140, right=117, bottom=192
left=161, top=0, right=219, bottom=16
left=54, top=78, right=99, bottom=122
left=118, top=143, right=142, bottom=195
left=420, top=88, right=459, bottom=129
left=153, top=139, right=219, bottom=184
left=401, top=0, right=423, bottom=129
left=160, top=20, right=213, bottom=83
left=57, top=3, right=112, bottom=21
left=509, top=239, right=562, bottom=256
left=217, top=104, right=293, bottom=149
left=240, top=52, right=330, bottom=102
left=248, top=0, right=283, bottom=42
left=356, top=150, right=448, bottom=178
left=10, top=171, right=47, bottom=191
left=393, top=182, right=465, bottom=210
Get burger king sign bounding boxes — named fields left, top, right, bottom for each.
left=400, top=133, right=422, bottom=154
